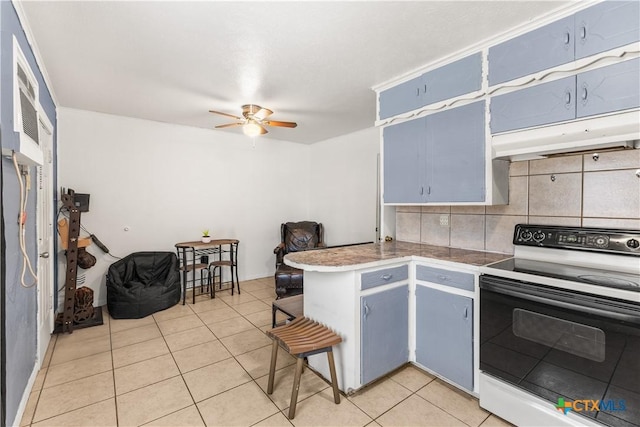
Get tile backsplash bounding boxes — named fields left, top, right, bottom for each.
left=395, top=149, right=640, bottom=254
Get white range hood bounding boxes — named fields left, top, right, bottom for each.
left=492, top=110, right=640, bottom=161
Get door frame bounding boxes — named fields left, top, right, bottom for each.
left=36, top=112, right=54, bottom=364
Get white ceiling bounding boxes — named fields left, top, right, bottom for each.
left=20, top=1, right=571, bottom=144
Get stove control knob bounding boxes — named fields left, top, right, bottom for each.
left=594, top=235, right=608, bottom=248
left=533, top=231, right=545, bottom=242
left=520, top=230, right=532, bottom=241
left=627, top=239, right=640, bottom=250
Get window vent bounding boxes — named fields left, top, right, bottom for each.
left=4, top=35, right=44, bottom=165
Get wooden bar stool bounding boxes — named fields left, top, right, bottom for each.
left=266, top=317, right=342, bottom=419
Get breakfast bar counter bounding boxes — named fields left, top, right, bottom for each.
left=285, top=241, right=509, bottom=271
left=284, top=241, right=511, bottom=394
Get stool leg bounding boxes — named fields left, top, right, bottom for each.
left=267, top=340, right=278, bottom=394
left=288, top=357, right=304, bottom=420
left=327, top=349, right=340, bottom=404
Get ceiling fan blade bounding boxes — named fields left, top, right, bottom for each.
left=263, top=120, right=297, bottom=128
left=253, top=107, right=273, bottom=121
left=209, top=110, right=243, bottom=120
left=215, top=122, right=243, bottom=129
left=257, top=124, right=269, bottom=135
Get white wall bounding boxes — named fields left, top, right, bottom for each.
left=308, top=127, right=379, bottom=245
left=57, top=108, right=310, bottom=306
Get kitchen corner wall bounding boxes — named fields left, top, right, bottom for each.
left=396, top=149, right=640, bottom=254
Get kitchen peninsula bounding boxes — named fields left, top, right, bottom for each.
left=285, top=241, right=509, bottom=394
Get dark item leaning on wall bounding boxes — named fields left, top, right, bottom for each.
left=55, top=189, right=103, bottom=334
left=76, top=247, right=96, bottom=269
left=106, top=252, right=181, bottom=319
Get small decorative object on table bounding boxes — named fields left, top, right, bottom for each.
left=201, top=229, right=211, bottom=243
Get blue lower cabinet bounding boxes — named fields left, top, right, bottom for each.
left=361, top=285, right=409, bottom=385
left=416, top=286, right=473, bottom=391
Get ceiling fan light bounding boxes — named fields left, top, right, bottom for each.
left=243, top=121, right=263, bottom=137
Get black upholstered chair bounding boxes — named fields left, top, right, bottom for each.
left=274, top=221, right=325, bottom=299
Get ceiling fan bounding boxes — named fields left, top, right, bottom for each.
left=209, top=104, right=297, bottom=137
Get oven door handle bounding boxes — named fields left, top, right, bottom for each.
left=480, top=276, right=640, bottom=325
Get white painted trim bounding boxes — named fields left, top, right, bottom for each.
left=11, top=361, right=41, bottom=427
left=12, top=0, right=59, bottom=105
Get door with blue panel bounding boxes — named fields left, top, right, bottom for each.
left=488, top=16, right=574, bottom=86
left=361, top=285, right=409, bottom=385
left=426, top=101, right=485, bottom=202
left=423, top=53, right=483, bottom=105
left=577, top=58, right=640, bottom=119
left=379, top=75, right=424, bottom=119
left=490, top=76, right=576, bottom=133
left=416, top=286, right=473, bottom=391
left=575, top=1, right=640, bottom=60
left=383, top=118, right=425, bottom=204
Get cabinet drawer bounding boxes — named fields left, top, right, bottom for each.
left=361, top=265, right=409, bottom=290
left=416, top=265, right=474, bottom=291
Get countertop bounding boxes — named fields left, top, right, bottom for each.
left=285, top=241, right=512, bottom=272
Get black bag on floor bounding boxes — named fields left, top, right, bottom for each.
left=107, top=251, right=181, bottom=319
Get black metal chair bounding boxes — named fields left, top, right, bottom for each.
left=208, top=239, right=240, bottom=296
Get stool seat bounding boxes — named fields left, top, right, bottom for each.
left=266, top=317, right=342, bottom=419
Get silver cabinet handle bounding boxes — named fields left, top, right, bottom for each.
left=416, top=87, right=420, bottom=97
left=565, top=90, right=572, bottom=106
left=564, top=31, right=571, bottom=45
left=582, top=87, right=588, bottom=101
left=363, top=302, right=370, bottom=319
left=437, top=274, right=449, bottom=281
left=381, top=274, right=392, bottom=281
left=39, top=252, right=50, bottom=258
left=420, top=186, right=424, bottom=195
left=464, top=306, right=469, bottom=319
left=580, top=25, right=587, bottom=40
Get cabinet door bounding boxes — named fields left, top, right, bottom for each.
left=416, top=286, right=473, bottom=391
left=488, top=16, right=574, bottom=86
left=490, top=76, right=576, bottom=133
left=361, top=285, right=409, bottom=385
left=575, top=1, right=640, bottom=60
left=426, top=101, right=485, bottom=202
left=577, top=58, right=640, bottom=119
left=383, top=118, right=425, bottom=203
left=379, top=75, right=424, bottom=119
left=424, top=53, right=483, bottom=105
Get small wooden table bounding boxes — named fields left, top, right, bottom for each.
left=271, top=294, right=304, bottom=328
left=175, top=239, right=237, bottom=305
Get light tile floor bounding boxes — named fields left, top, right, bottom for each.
left=21, top=277, right=512, bottom=427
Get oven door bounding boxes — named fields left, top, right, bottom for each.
left=480, top=274, right=640, bottom=427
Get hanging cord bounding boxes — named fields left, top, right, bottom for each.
left=57, top=208, right=122, bottom=260
left=12, top=152, right=37, bottom=288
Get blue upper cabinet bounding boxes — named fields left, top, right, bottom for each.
left=383, top=118, right=425, bottom=203
left=577, top=58, right=640, bottom=118
left=379, top=53, right=482, bottom=120
left=423, top=53, right=483, bottom=106
left=575, top=1, right=640, bottom=60
left=491, top=76, right=576, bottom=133
left=426, top=101, right=486, bottom=202
left=384, top=101, right=486, bottom=204
left=488, top=16, right=574, bottom=86
left=379, top=75, right=425, bottom=120
left=489, top=2, right=640, bottom=87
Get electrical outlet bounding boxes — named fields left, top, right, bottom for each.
left=439, top=214, right=449, bottom=227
